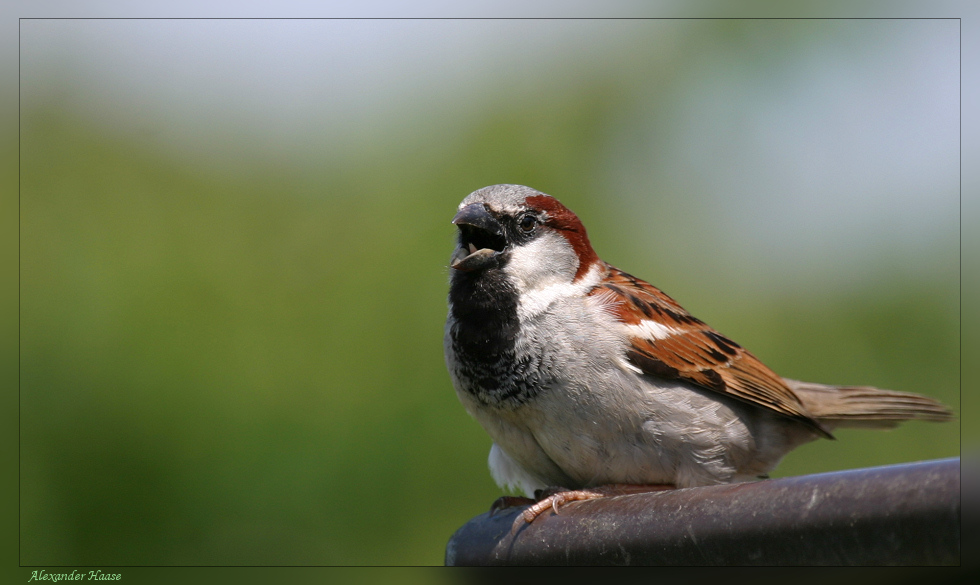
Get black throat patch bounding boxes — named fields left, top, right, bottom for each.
left=447, top=267, right=541, bottom=408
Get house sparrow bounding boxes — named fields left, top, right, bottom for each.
left=444, top=184, right=953, bottom=524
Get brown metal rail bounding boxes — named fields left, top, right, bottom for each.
left=446, top=457, right=960, bottom=565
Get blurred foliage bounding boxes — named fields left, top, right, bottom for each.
left=19, top=23, right=958, bottom=566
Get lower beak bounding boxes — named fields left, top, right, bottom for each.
left=450, top=246, right=498, bottom=271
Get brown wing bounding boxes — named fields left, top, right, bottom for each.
left=590, top=264, right=833, bottom=438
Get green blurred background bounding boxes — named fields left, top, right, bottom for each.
left=18, top=18, right=960, bottom=566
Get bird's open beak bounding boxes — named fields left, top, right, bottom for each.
left=451, top=204, right=506, bottom=272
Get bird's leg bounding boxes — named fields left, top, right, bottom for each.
left=488, top=495, right=537, bottom=516
left=514, top=483, right=675, bottom=530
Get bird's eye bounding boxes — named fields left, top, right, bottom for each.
left=519, top=214, right=537, bottom=233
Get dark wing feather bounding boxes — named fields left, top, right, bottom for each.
left=591, top=264, right=833, bottom=438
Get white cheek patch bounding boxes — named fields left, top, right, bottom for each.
left=504, top=233, right=577, bottom=289
left=624, top=319, right=682, bottom=341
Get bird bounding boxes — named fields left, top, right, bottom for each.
left=443, top=184, right=954, bottom=525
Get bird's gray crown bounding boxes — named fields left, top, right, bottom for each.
left=459, top=184, right=547, bottom=215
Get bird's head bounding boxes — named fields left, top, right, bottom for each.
left=450, top=184, right=601, bottom=292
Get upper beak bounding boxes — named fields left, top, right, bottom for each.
left=452, top=203, right=503, bottom=236
left=450, top=203, right=505, bottom=272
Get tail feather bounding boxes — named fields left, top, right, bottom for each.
left=784, top=378, right=954, bottom=430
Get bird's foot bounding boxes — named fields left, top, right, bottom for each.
left=511, top=483, right=675, bottom=532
